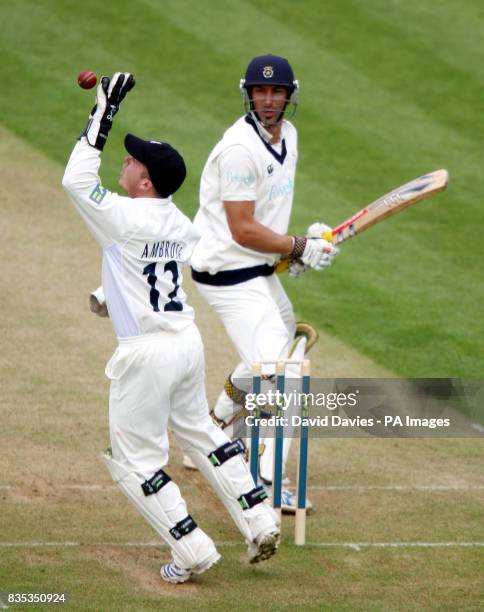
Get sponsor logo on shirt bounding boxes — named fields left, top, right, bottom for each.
left=267, top=164, right=274, bottom=176
left=269, top=177, right=294, bottom=200
left=225, top=171, right=256, bottom=186
left=89, top=183, right=108, bottom=205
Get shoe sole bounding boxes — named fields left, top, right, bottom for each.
left=249, top=532, right=279, bottom=564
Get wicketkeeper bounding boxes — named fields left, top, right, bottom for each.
left=62, top=72, right=280, bottom=584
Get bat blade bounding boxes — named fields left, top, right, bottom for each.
left=327, top=169, right=449, bottom=244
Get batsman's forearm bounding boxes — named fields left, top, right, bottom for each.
left=230, top=220, right=293, bottom=255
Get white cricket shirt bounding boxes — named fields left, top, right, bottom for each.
left=62, top=139, right=199, bottom=338
left=191, top=115, right=298, bottom=274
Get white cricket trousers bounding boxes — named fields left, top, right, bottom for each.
left=105, top=323, right=277, bottom=569
left=107, top=324, right=229, bottom=569
left=106, top=323, right=224, bottom=474
left=194, top=274, right=298, bottom=482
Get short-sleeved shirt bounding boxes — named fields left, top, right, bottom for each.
left=191, top=115, right=298, bottom=274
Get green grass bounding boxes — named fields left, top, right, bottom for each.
left=1, top=546, right=483, bottom=611
left=1, top=0, right=483, bottom=376
left=1, top=123, right=483, bottom=609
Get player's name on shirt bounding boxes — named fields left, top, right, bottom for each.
left=141, top=240, right=185, bottom=261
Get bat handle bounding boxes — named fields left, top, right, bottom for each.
left=275, top=258, right=289, bottom=273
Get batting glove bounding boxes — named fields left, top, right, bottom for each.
left=81, top=72, right=135, bottom=150
left=290, top=236, right=339, bottom=271
left=306, top=222, right=332, bottom=239
left=287, top=259, right=308, bottom=278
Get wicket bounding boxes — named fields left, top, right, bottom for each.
left=250, top=359, right=311, bottom=545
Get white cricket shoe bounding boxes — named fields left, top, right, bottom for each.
left=160, top=562, right=192, bottom=584
left=247, top=528, right=280, bottom=564
left=261, top=483, right=313, bottom=515
left=160, top=550, right=221, bottom=584
left=281, top=487, right=313, bottom=515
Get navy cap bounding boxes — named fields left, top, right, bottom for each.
left=242, top=54, right=296, bottom=93
left=124, top=134, right=186, bottom=197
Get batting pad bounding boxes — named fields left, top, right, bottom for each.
left=102, top=450, right=218, bottom=570
left=180, top=442, right=279, bottom=544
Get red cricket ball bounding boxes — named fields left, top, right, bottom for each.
left=77, top=70, right=97, bottom=90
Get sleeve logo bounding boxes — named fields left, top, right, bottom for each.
left=89, top=183, right=108, bottom=205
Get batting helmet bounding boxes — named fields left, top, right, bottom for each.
left=240, top=54, right=299, bottom=121
left=242, top=54, right=297, bottom=92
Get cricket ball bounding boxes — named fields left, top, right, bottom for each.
left=77, top=70, right=97, bottom=90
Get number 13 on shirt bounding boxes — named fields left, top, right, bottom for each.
left=143, top=260, right=183, bottom=312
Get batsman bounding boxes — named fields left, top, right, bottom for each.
left=187, top=54, right=340, bottom=511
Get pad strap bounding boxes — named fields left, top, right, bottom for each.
left=224, top=375, right=248, bottom=406
left=141, top=469, right=172, bottom=496
left=208, top=438, right=246, bottom=467
left=238, top=485, right=268, bottom=510
left=169, top=515, right=198, bottom=540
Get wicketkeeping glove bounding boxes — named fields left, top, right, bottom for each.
left=81, top=72, right=135, bottom=150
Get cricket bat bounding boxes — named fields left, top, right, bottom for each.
left=277, top=168, right=449, bottom=272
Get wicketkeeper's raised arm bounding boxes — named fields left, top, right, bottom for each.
left=61, top=72, right=135, bottom=247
